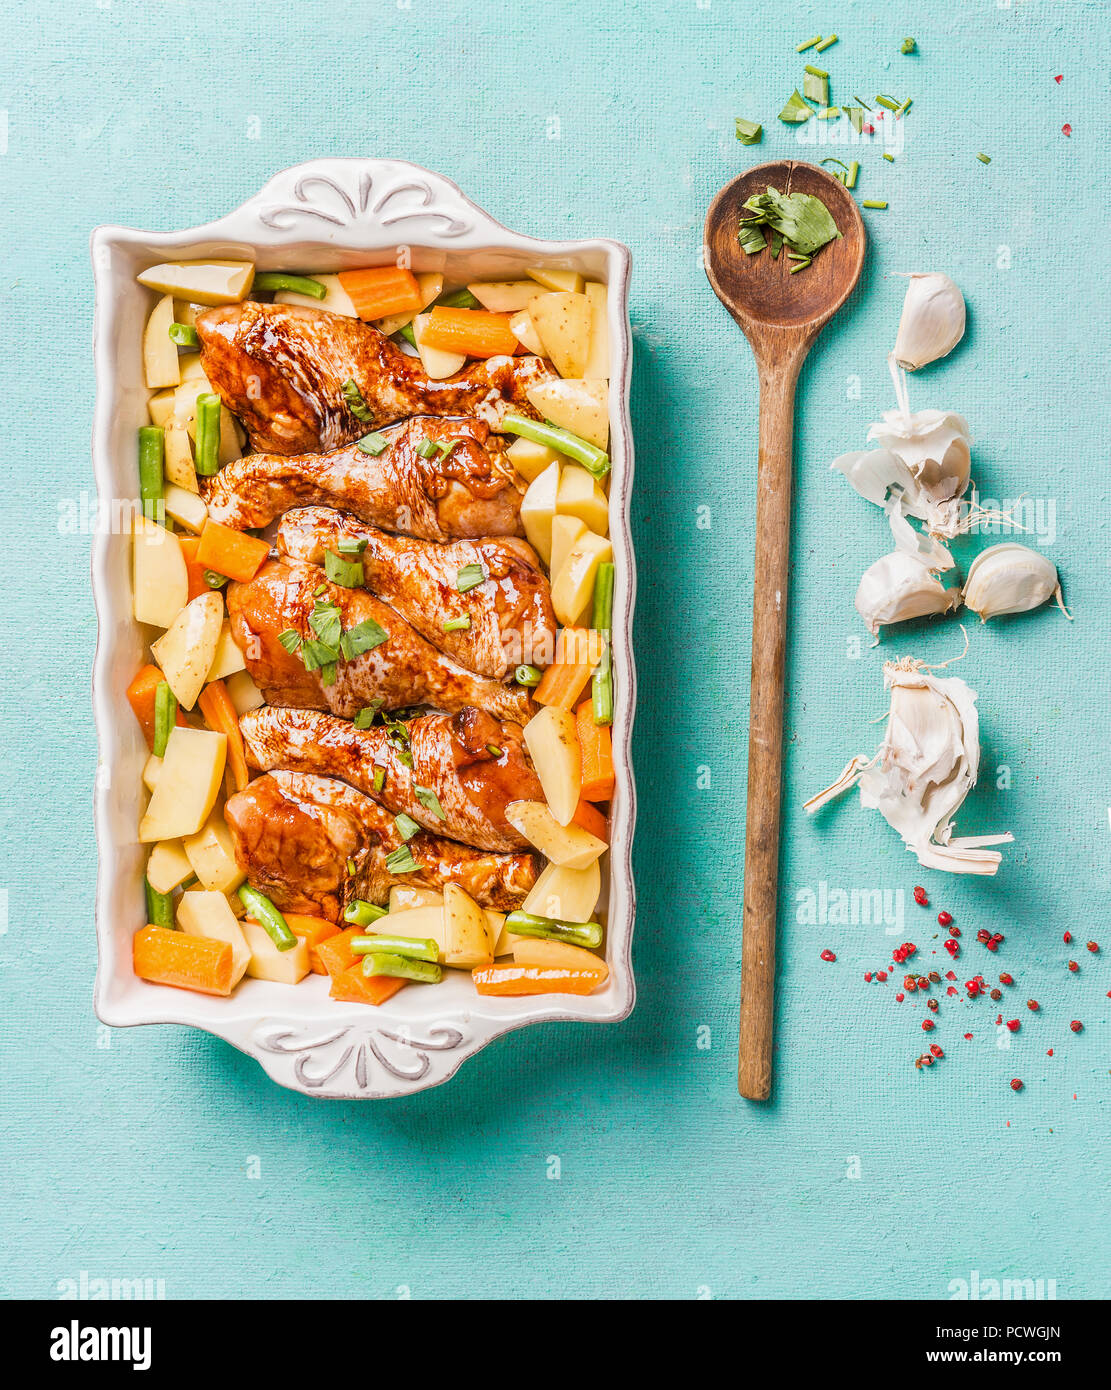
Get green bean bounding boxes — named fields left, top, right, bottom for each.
left=350, top=933, right=439, bottom=962
left=515, top=664, right=542, bottom=687
left=237, top=885, right=296, bottom=950
left=145, top=877, right=175, bottom=928
left=251, top=272, right=326, bottom=299
left=501, top=413, right=610, bottom=480
left=434, top=287, right=481, bottom=309
left=591, top=561, right=615, bottom=726
left=362, top=952, right=442, bottom=983
left=343, top=899, right=389, bottom=928
left=138, top=426, right=164, bottom=524
left=168, top=322, right=200, bottom=348
left=503, top=911, right=603, bottom=949
left=152, top=681, right=176, bottom=758
left=193, top=393, right=222, bottom=476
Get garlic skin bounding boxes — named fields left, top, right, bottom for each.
left=867, top=408, right=972, bottom=503
left=855, top=551, right=960, bottom=636
left=805, top=658, right=1013, bottom=876
left=894, top=272, right=966, bottom=370
left=962, top=542, right=1071, bottom=621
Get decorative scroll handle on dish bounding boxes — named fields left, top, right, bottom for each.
left=252, top=1017, right=472, bottom=1096
left=253, top=159, right=482, bottom=240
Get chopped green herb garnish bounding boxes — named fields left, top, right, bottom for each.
left=742, top=186, right=842, bottom=257
left=340, top=617, right=389, bottom=660
left=354, top=700, right=384, bottom=729
left=436, top=440, right=457, bottom=460
left=734, top=118, right=763, bottom=145
left=789, top=257, right=812, bottom=274
left=336, top=535, right=369, bottom=556
left=443, top=615, right=471, bottom=633
left=341, top=378, right=374, bottom=422
left=778, top=89, right=813, bottom=123
left=372, top=765, right=386, bottom=793
left=314, top=583, right=327, bottom=597
left=308, top=599, right=342, bottom=649
left=814, top=34, right=838, bottom=52
left=346, top=858, right=357, bottom=876
left=415, top=438, right=438, bottom=459
left=803, top=69, right=829, bottom=106
left=385, top=844, right=419, bottom=875
left=862, top=200, right=888, bottom=209
left=394, top=812, right=422, bottom=842
left=485, top=744, right=504, bottom=758
left=852, top=94, right=872, bottom=111
left=203, top=569, right=228, bottom=590
left=414, top=785, right=446, bottom=821
left=817, top=107, right=841, bottom=120
left=168, top=322, right=200, bottom=348
left=324, top=549, right=364, bottom=588
left=277, top=628, right=303, bottom=655
left=977, top=152, right=992, bottom=164
left=319, top=661, right=338, bottom=687
left=845, top=106, right=864, bottom=133
left=796, top=34, right=821, bottom=52
left=456, top=563, right=485, bottom=593
left=301, top=637, right=338, bottom=673
left=846, top=161, right=860, bottom=189
left=901, top=37, right=916, bottom=54
left=356, top=431, right=390, bottom=456
left=768, top=229, right=783, bottom=259
left=875, top=94, right=902, bottom=112
left=882, top=152, right=895, bottom=162
left=898, top=98, right=913, bottom=114
left=739, top=223, right=768, bottom=256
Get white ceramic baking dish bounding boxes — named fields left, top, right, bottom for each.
left=90, top=158, right=636, bottom=1097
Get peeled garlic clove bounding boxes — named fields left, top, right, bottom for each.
left=855, top=551, right=960, bottom=636
left=894, top=272, right=966, bottom=370
left=805, top=657, right=1013, bottom=876
left=962, top=542, right=1071, bottom=620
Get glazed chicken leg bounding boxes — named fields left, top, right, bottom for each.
left=227, top=558, right=533, bottom=723
left=196, top=301, right=553, bottom=455
left=225, top=770, right=538, bottom=918
left=276, top=507, right=555, bottom=679
left=203, top=416, right=524, bottom=541
left=240, top=705, right=543, bottom=852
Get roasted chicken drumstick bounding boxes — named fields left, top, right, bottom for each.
left=276, top=507, right=555, bottom=679
left=225, top=770, right=538, bottom=918
left=227, top=558, right=533, bottom=723
left=203, top=416, right=524, bottom=540
left=196, top=301, right=553, bottom=455
left=239, top=705, right=543, bottom=853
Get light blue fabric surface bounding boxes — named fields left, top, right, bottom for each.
left=1, top=0, right=1107, bottom=1299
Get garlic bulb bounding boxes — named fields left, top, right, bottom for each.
left=805, top=658, right=1013, bottom=875
left=962, top=543, right=1071, bottom=621
left=855, top=551, right=960, bottom=636
left=893, top=272, right=966, bottom=370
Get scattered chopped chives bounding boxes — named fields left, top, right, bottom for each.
left=356, top=431, right=389, bottom=456
left=336, top=535, right=368, bottom=556
left=853, top=94, right=872, bottom=110
left=977, top=152, right=992, bottom=164
left=354, top=701, right=383, bottom=729
left=277, top=628, right=302, bottom=655
left=341, top=378, right=374, bottom=422
left=486, top=743, right=504, bottom=758
left=882, top=152, right=895, bottom=162
left=346, top=858, right=357, bottom=876
left=456, top=563, right=485, bottom=593
left=413, top=785, right=446, bottom=821
left=443, top=615, right=471, bottom=632
left=814, top=34, right=838, bottom=52
left=862, top=200, right=888, bottom=209
left=817, top=107, right=841, bottom=119
left=875, top=94, right=901, bottom=112
left=901, top=37, right=916, bottom=54
left=734, top=117, right=763, bottom=145
left=394, top=812, right=422, bottom=842
left=415, top=439, right=438, bottom=459
left=898, top=98, right=913, bottom=114
left=820, top=158, right=849, bottom=174
left=845, top=107, right=864, bottom=133
left=803, top=70, right=829, bottom=106
left=846, top=161, right=860, bottom=189
left=436, top=439, right=457, bottom=461
left=796, top=35, right=821, bottom=52
left=789, top=257, right=812, bottom=274
left=385, top=845, right=419, bottom=875
left=804, top=64, right=829, bottom=78
left=372, top=765, right=386, bottom=793
left=778, top=89, right=813, bottom=123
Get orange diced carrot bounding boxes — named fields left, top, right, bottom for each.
left=534, top=628, right=605, bottom=710
left=337, top=267, right=422, bottom=321
left=314, top=926, right=364, bottom=979
left=283, top=915, right=341, bottom=974
left=420, top=307, right=518, bottom=358
left=329, top=963, right=407, bottom=1006
left=571, top=799, right=608, bottom=842
left=197, top=680, right=250, bottom=792
left=126, top=663, right=185, bottom=748
left=576, top=700, right=615, bottom=801
left=195, top=520, right=271, bottom=584
left=471, top=962, right=609, bottom=996
left=178, top=535, right=210, bottom=601
left=133, top=925, right=235, bottom=996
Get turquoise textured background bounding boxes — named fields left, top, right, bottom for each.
left=2, top=0, right=1108, bottom=1300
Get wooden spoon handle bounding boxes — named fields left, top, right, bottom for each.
left=738, top=355, right=803, bottom=1100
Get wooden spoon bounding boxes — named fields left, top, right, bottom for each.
left=704, top=160, right=865, bottom=1100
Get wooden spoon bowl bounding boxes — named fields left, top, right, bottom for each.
left=704, top=160, right=865, bottom=1101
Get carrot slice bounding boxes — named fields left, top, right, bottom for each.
left=197, top=679, right=250, bottom=791
left=571, top=798, right=608, bottom=842
left=134, top=925, right=235, bottom=996
left=178, top=535, right=211, bottom=601
left=472, top=962, right=609, bottom=996
left=315, top=926, right=364, bottom=979
left=337, top=267, right=422, bottom=321
left=420, top=307, right=518, bottom=358
left=283, top=915, right=341, bottom=974
left=576, top=700, right=615, bottom=801
left=534, top=628, right=605, bottom=710
left=195, top=519, right=271, bottom=583
left=126, top=663, right=186, bottom=748
left=329, top=963, right=407, bottom=1006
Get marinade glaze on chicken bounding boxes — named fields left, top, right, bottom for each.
left=195, top=301, right=554, bottom=455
